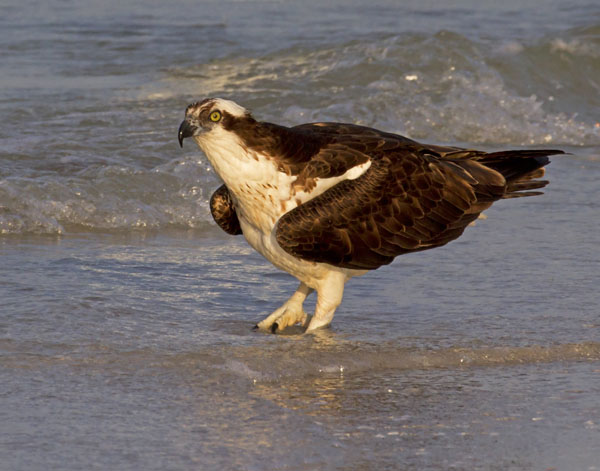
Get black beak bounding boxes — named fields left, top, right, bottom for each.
left=178, top=119, right=197, bottom=148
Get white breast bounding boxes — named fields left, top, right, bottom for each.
left=196, top=130, right=370, bottom=284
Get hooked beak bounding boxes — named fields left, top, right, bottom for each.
left=178, top=119, right=198, bottom=148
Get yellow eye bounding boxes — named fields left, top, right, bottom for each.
left=209, top=111, right=221, bottom=122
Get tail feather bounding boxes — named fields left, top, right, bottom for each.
left=477, top=149, right=562, bottom=198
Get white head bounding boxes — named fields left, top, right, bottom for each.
left=178, top=97, right=276, bottom=187
left=177, top=97, right=253, bottom=148
left=177, top=98, right=314, bottom=188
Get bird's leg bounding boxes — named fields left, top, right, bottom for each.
left=255, top=282, right=314, bottom=333
left=305, top=272, right=345, bottom=333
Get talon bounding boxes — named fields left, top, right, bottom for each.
left=271, top=322, right=279, bottom=334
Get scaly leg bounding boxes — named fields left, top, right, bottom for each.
left=305, top=271, right=345, bottom=333
left=255, top=282, right=314, bottom=333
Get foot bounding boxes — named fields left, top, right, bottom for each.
left=255, top=303, right=309, bottom=334
left=253, top=282, right=314, bottom=334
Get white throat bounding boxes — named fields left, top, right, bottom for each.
left=195, top=129, right=262, bottom=184
left=195, top=128, right=292, bottom=230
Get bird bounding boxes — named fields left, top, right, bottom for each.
left=178, top=98, right=562, bottom=334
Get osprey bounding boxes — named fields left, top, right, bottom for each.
left=178, top=98, right=562, bottom=333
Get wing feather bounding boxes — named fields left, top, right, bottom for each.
left=210, top=184, right=242, bottom=235
left=275, top=145, right=503, bottom=270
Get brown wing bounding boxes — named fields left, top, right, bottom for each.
left=293, top=122, right=420, bottom=146
left=289, top=123, right=423, bottom=189
left=210, top=184, right=242, bottom=235
left=275, top=147, right=509, bottom=270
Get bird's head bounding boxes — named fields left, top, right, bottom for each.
left=177, top=98, right=254, bottom=148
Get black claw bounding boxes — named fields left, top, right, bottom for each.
left=271, top=323, right=279, bottom=334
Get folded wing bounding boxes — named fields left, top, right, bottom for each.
left=276, top=129, right=557, bottom=270
left=210, top=184, right=242, bottom=235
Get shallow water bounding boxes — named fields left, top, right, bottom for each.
left=1, top=0, right=600, bottom=470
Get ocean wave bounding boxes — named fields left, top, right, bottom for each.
left=4, top=337, right=598, bottom=381
left=222, top=340, right=600, bottom=383
left=166, top=27, right=600, bottom=146
left=3, top=26, right=599, bottom=235
left=0, top=157, right=218, bottom=234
